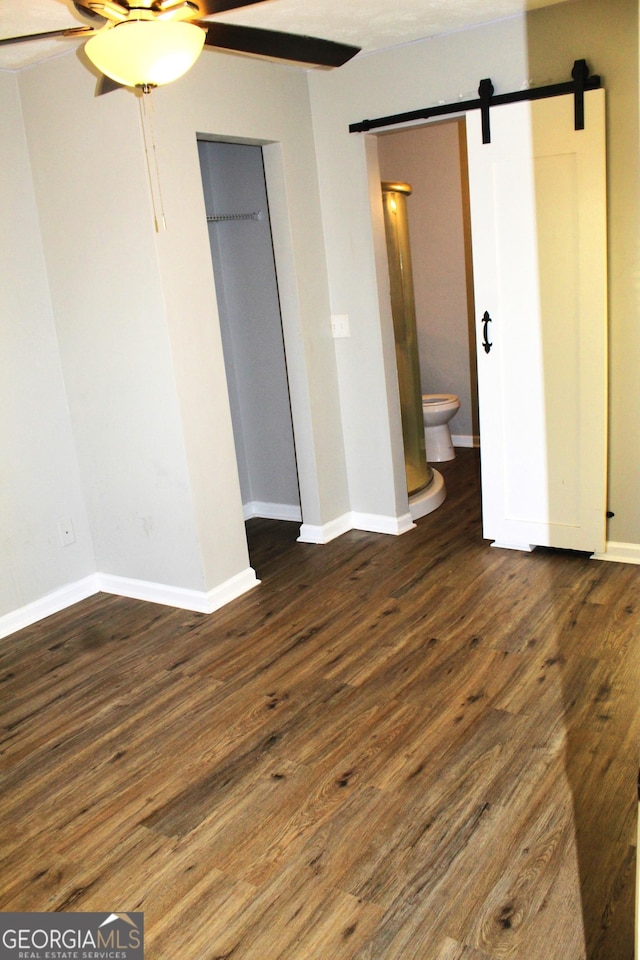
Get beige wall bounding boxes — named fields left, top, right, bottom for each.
left=525, top=0, right=640, bottom=545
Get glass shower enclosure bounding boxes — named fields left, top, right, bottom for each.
left=381, top=181, right=432, bottom=497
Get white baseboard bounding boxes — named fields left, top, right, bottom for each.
left=204, top=568, right=260, bottom=611
left=452, top=434, right=480, bottom=448
left=297, top=510, right=415, bottom=544
left=298, top=513, right=353, bottom=544
left=243, top=501, right=302, bottom=522
left=491, top=541, right=536, bottom=552
left=591, top=541, right=640, bottom=565
left=0, top=575, right=100, bottom=640
left=97, top=567, right=260, bottom=614
left=351, top=511, right=416, bottom=535
left=0, top=568, right=261, bottom=640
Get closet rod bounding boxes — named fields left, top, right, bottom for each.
left=206, top=211, right=262, bottom=222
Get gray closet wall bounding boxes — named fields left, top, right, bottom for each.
left=198, top=140, right=300, bottom=518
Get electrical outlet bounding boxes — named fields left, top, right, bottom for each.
left=58, top=517, right=76, bottom=547
left=331, top=314, right=350, bottom=338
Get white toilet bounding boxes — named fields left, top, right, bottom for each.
left=422, top=394, right=460, bottom=462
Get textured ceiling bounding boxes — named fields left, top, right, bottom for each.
left=0, top=0, right=570, bottom=71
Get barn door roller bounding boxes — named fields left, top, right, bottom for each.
left=348, top=59, right=601, bottom=140
left=478, top=58, right=595, bottom=143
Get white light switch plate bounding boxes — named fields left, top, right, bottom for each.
left=331, top=314, right=350, bottom=338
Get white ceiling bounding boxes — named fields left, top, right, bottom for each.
left=0, top=0, right=570, bottom=72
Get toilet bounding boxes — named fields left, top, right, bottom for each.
left=422, top=394, right=460, bottom=462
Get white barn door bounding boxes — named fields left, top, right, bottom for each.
left=466, top=90, right=608, bottom=553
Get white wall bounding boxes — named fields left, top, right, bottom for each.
left=157, top=50, right=353, bottom=533
left=309, top=0, right=640, bottom=545
left=144, top=50, right=352, bottom=536
left=0, top=72, right=95, bottom=620
left=18, top=59, right=213, bottom=593
left=308, top=19, right=530, bottom=519
left=3, top=39, right=353, bottom=625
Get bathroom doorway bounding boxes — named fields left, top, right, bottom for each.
left=376, top=119, right=480, bottom=458
left=197, top=139, right=301, bottom=558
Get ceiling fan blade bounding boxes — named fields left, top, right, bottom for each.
left=201, top=21, right=360, bottom=67
left=0, top=26, right=94, bottom=46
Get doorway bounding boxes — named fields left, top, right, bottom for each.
left=197, top=139, right=301, bottom=557
left=371, top=93, right=608, bottom=553
left=375, top=119, right=480, bottom=458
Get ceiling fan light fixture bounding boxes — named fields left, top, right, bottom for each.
left=85, top=19, right=205, bottom=88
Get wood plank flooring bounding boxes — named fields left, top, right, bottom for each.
left=1, top=449, right=639, bottom=959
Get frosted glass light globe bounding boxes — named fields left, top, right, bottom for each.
left=85, top=20, right=205, bottom=88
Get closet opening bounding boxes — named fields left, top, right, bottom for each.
left=197, top=138, right=302, bottom=570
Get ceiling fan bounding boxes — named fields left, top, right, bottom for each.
left=0, top=0, right=361, bottom=92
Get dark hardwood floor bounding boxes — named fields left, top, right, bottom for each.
left=1, top=449, right=638, bottom=958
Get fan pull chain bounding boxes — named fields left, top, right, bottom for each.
left=139, top=92, right=167, bottom=232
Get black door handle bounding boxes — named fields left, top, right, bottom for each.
left=481, top=311, right=493, bottom=354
